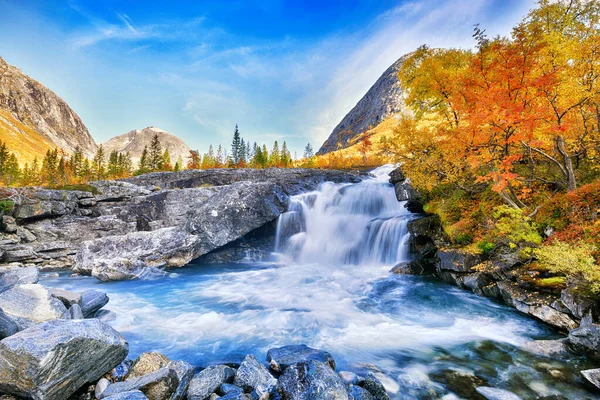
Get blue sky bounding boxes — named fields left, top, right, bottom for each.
left=0, top=0, right=535, bottom=155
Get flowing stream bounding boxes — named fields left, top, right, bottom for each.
left=45, top=166, right=598, bottom=399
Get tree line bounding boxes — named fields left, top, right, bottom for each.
left=0, top=126, right=318, bottom=188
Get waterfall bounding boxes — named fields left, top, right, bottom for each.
left=275, top=165, right=412, bottom=265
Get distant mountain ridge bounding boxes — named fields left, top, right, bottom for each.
left=0, top=56, right=97, bottom=162
left=317, top=54, right=408, bottom=155
left=102, top=126, right=192, bottom=166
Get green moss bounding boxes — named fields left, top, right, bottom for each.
left=535, top=277, right=567, bottom=290
left=0, top=199, right=14, bottom=213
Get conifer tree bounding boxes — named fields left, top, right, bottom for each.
left=216, top=145, right=224, bottom=167
left=303, top=143, right=314, bottom=159
left=231, top=124, right=242, bottom=165
left=270, top=141, right=280, bottom=167
left=93, top=145, right=106, bottom=180
left=281, top=141, right=290, bottom=167
left=149, top=134, right=163, bottom=171
left=138, top=146, right=149, bottom=174
left=162, top=148, right=172, bottom=171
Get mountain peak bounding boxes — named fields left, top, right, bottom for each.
left=317, top=54, right=408, bottom=155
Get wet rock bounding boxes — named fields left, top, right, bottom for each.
left=166, top=360, right=195, bottom=400
left=234, top=355, right=277, bottom=395
left=566, top=323, right=600, bottom=356
left=390, top=260, right=433, bottom=275
left=436, top=249, right=482, bottom=273
left=2, top=266, right=39, bottom=284
left=96, top=378, right=111, bottom=398
left=48, top=287, right=82, bottom=307
left=348, top=385, right=374, bottom=400
left=522, top=339, right=571, bottom=358
left=0, top=319, right=128, bottom=400
left=476, top=387, right=523, bottom=400
left=220, top=392, right=251, bottom=400
left=93, top=309, right=117, bottom=322
left=267, top=344, right=336, bottom=372
left=0, top=272, right=17, bottom=293
left=339, top=371, right=358, bottom=385
left=80, top=289, right=109, bottom=317
left=187, top=365, right=236, bottom=400
left=111, top=360, right=134, bottom=382
left=103, top=391, right=148, bottom=400
left=0, top=308, right=18, bottom=338
left=68, top=304, right=85, bottom=319
left=100, top=368, right=179, bottom=400
left=429, top=368, right=487, bottom=400
left=218, top=384, right=244, bottom=396
left=456, top=272, right=492, bottom=295
left=127, top=352, right=170, bottom=380
left=388, top=168, right=405, bottom=185
left=277, top=360, right=348, bottom=400
left=580, top=368, right=600, bottom=392
left=356, top=372, right=389, bottom=400
left=561, top=289, right=599, bottom=320
left=0, top=283, right=67, bottom=329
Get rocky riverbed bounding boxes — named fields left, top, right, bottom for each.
left=2, top=166, right=600, bottom=399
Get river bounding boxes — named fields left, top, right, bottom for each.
left=43, top=165, right=598, bottom=399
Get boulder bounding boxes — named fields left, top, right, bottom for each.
left=234, top=355, right=276, bottom=396
left=0, top=272, right=18, bottom=293
left=522, top=339, right=571, bottom=358
left=96, top=378, right=111, bottom=398
left=100, top=368, right=179, bottom=400
left=566, top=323, right=600, bottom=356
left=356, top=373, right=389, bottom=400
left=0, top=319, right=128, bottom=400
left=68, top=304, right=85, bottom=320
left=580, top=368, right=600, bottom=392
left=103, top=391, right=148, bottom=400
left=348, top=386, right=374, bottom=400
left=2, top=266, right=39, bottom=284
left=456, top=273, right=492, bottom=294
left=0, top=284, right=67, bottom=329
left=127, top=352, right=170, bottom=380
left=436, top=249, right=482, bottom=273
left=476, top=387, right=523, bottom=400
left=166, top=360, right=195, bottom=400
left=218, top=384, right=244, bottom=396
left=187, top=365, right=236, bottom=400
left=48, top=287, right=82, bottom=307
left=267, top=345, right=336, bottom=372
left=560, top=288, right=599, bottom=320
left=277, top=360, right=348, bottom=400
left=0, top=308, right=18, bottom=338
left=429, top=368, right=487, bottom=400
left=220, top=393, right=251, bottom=400
left=388, top=167, right=405, bottom=185
left=80, top=289, right=109, bottom=317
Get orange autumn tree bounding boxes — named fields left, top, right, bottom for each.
left=394, top=0, right=600, bottom=209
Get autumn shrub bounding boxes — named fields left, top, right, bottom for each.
left=534, top=241, right=600, bottom=295
left=492, top=206, right=543, bottom=246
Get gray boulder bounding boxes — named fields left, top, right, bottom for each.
left=2, top=266, right=39, bottom=284
left=100, top=368, right=179, bottom=400
left=581, top=368, right=600, bottom=391
left=48, top=287, right=82, bottom=307
left=348, top=385, right=374, bottom=400
left=436, top=249, right=482, bottom=273
left=68, top=304, right=85, bottom=320
left=0, top=308, right=18, bottom=338
left=356, top=373, right=389, bottom=400
left=104, top=391, right=148, bottom=400
left=567, top=323, right=600, bottom=356
left=277, top=360, right=348, bottom=400
left=233, top=355, right=277, bottom=395
left=0, top=319, right=128, bottom=400
left=267, top=344, right=336, bottom=373
left=80, top=289, right=109, bottom=317
left=476, top=387, right=522, bottom=400
left=218, top=384, right=244, bottom=396
left=187, top=365, right=236, bottom=400
left=0, top=284, right=67, bottom=329
left=522, top=339, right=571, bottom=358
left=166, top=360, right=195, bottom=400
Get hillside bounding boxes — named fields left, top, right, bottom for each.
left=102, top=126, right=192, bottom=165
left=317, top=54, right=408, bottom=155
left=0, top=56, right=97, bottom=160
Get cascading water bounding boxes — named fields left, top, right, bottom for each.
left=44, top=165, right=598, bottom=399
left=275, top=165, right=412, bottom=265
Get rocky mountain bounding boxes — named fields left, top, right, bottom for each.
left=0, top=56, right=97, bottom=162
left=102, top=126, right=192, bottom=166
left=317, top=54, right=408, bottom=155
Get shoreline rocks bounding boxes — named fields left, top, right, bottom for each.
left=0, top=168, right=361, bottom=281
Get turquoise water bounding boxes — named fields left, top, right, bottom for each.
left=42, top=166, right=600, bottom=399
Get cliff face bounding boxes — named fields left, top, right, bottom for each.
left=317, top=55, right=408, bottom=155
left=102, top=126, right=192, bottom=165
left=0, top=56, right=97, bottom=160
